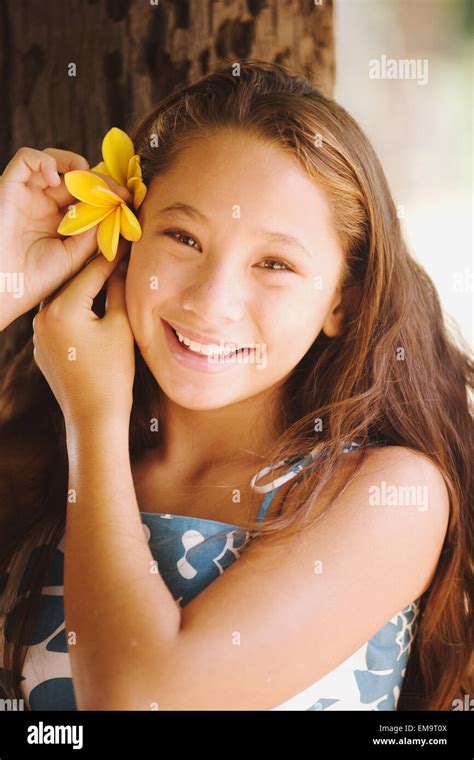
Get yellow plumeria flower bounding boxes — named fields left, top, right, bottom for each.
left=57, top=127, right=147, bottom=261
left=57, top=172, right=142, bottom=262
left=91, top=127, right=147, bottom=209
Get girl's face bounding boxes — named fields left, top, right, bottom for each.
left=126, top=130, right=345, bottom=410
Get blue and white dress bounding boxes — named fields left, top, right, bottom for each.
left=0, top=441, right=421, bottom=711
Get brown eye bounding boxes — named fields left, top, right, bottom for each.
left=164, top=231, right=293, bottom=273
left=258, top=259, right=294, bottom=272
left=165, top=230, right=202, bottom=251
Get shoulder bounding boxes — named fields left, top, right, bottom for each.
left=353, top=444, right=450, bottom=536
left=264, top=443, right=450, bottom=603
left=306, top=444, right=450, bottom=598
left=170, top=447, right=449, bottom=708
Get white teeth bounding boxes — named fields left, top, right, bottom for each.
left=175, top=329, right=239, bottom=357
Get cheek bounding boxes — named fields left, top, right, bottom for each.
left=271, top=288, right=325, bottom=336
left=127, top=246, right=182, bottom=303
left=273, top=322, right=315, bottom=360
left=125, top=253, right=185, bottom=352
left=124, top=259, right=160, bottom=338
left=263, top=293, right=327, bottom=364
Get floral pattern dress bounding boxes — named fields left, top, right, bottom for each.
left=0, top=442, right=420, bottom=710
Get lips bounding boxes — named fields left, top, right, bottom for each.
left=170, top=326, right=245, bottom=357
left=166, top=320, right=246, bottom=350
left=161, top=318, right=255, bottom=374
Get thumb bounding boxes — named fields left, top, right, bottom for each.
left=105, top=256, right=128, bottom=314
left=105, top=238, right=131, bottom=313
left=32, top=225, right=99, bottom=299
left=58, top=247, right=126, bottom=314
left=61, top=225, right=101, bottom=272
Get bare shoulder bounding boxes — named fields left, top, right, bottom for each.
left=305, top=444, right=450, bottom=597
left=353, top=444, right=450, bottom=534
left=160, top=444, right=451, bottom=708
left=258, top=443, right=450, bottom=602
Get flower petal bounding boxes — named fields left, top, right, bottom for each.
left=102, top=127, right=134, bottom=187
left=127, top=177, right=147, bottom=208
left=90, top=161, right=109, bottom=176
left=134, top=182, right=147, bottom=208
left=64, top=170, right=122, bottom=207
left=127, top=154, right=142, bottom=181
left=57, top=203, right=113, bottom=235
left=120, top=204, right=142, bottom=242
left=97, top=206, right=121, bottom=261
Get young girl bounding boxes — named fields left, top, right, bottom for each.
left=0, top=60, right=472, bottom=712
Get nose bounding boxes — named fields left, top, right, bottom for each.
left=180, top=258, right=246, bottom=324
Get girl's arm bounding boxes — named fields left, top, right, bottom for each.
left=32, top=241, right=449, bottom=711
left=65, top=431, right=449, bottom=711
left=64, top=418, right=181, bottom=707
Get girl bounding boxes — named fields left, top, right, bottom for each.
left=0, top=60, right=472, bottom=711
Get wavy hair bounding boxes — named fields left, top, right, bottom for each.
left=0, top=60, right=472, bottom=710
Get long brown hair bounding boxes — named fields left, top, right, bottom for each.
left=1, top=60, right=472, bottom=710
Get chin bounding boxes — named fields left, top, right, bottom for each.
left=160, top=385, right=241, bottom=411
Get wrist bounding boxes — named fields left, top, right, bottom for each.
left=64, top=414, right=134, bottom=509
left=65, top=412, right=130, bottom=451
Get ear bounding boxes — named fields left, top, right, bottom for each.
left=322, top=283, right=361, bottom=338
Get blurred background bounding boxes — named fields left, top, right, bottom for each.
left=0, top=0, right=472, bottom=356
left=335, top=0, right=473, bottom=346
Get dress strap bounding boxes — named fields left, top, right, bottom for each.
left=253, top=438, right=392, bottom=524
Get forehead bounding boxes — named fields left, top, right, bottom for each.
left=144, top=130, right=337, bottom=242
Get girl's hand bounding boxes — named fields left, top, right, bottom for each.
left=32, top=240, right=135, bottom=431
left=0, top=146, right=131, bottom=330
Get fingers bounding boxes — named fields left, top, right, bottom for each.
left=35, top=177, right=80, bottom=210
left=92, top=171, right=132, bottom=204
left=46, top=166, right=131, bottom=209
left=61, top=226, right=103, bottom=273
left=42, top=147, right=90, bottom=174
left=1, top=147, right=90, bottom=207
left=38, top=278, right=68, bottom=312
left=1, top=146, right=62, bottom=188
left=105, top=257, right=128, bottom=314
left=105, top=238, right=130, bottom=313
left=37, top=238, right=130, bottom=321
left=57, top=244, right=127, bottom=315
left=32, top=148, right=91, bottom=206
left=2, top=146, right=132, bottom=208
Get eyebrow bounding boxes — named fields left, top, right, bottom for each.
left=156, top=202, right=313, bottom=258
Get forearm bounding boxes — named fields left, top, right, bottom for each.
left=64, top=419, right=181, bottom=710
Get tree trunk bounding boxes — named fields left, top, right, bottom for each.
left=0, top=0, right=334, bottom=365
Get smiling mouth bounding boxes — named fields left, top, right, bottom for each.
left=170, top=325, right=252, bottom=358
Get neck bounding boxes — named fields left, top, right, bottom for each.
left=155, top=383, right=288, bottom=482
